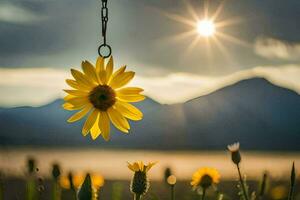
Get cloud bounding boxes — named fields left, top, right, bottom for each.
left=1, top=65, right=300, bottom=107
left=254, top=37, right=300, bottom=60
left=0, top=3, right=43, bottom=24
left=0, top=68, right=67, bottom=107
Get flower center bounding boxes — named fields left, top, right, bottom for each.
left=89, top=85, right=116, bottom=111
left=200, top=174, right=213, bottom=188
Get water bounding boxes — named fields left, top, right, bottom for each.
left=0, top=148, right=299, bottom=180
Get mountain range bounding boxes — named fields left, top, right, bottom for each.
left=0, top=77, right=299, bottom=150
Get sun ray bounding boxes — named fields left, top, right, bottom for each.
left=157, top=0, right=246, bottom=63
left=211, top=0, right=226, bottom=21
left=215, top=17, right=243, bottom=28
left=211, top=36, right=236, bottom=67
left=215, top=32, right=251, bottom=47
left=184, top=0, right=199, bottom=21
left=204, top=37, right=213, bottom=67
left=163, top=12, right=196, bottom=27
left=187, top=35, right=201, bottom=54
left=156, top=30, right=197, bottom=45
left=203, top=0, right=210, bottom=19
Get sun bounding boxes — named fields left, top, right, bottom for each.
left=160, top=0, right=247, bottom=57
left=197, top=19, right=215, bottom=37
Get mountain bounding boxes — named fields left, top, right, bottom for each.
left=0, top=78, right=300, bottom=150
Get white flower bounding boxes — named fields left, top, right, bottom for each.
left=227, top=142, right=240, bottom=152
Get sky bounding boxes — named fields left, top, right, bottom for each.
left=0, top=0, right=300, bottom=106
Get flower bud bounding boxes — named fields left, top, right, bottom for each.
left=227, top=142, right=241, bottom=165
left=51, top=163, right=61, bottom=180
left=27, top=157, right=36, bottom=175
left=231, top=151, right=241, bottom=165
left=130, top=171, right=149, bottom=196
left=167, top=175, right=177, bottom=185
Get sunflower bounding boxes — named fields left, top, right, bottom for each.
left=63, top=56, right=145, bottom=141
left=191, top=167, right=220, bottom=189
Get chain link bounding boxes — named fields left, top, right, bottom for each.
left=98, top=0, right=112, bottom=58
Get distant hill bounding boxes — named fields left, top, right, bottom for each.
left=0, top=78, right=299, bottom=150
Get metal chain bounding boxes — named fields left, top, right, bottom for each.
left=98, top=0, right=112, bottom=58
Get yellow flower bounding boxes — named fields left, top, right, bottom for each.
left=191, top=167, right=220, bottom=189
left=127, top=161, right=157, bottom=173
left=63, top=56, right=145, bottom=141
left=60, top=173, right=104, bottom=189
left=128, top=161, right=157, bottom=197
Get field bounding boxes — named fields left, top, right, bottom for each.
left=0, top=148, right=299, bottom=200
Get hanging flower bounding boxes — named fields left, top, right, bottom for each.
left=63, top=56, right=145, bottom=141
left=191, top=167, right=220, bottom=190
left=127, top=161, right=156, bottom=200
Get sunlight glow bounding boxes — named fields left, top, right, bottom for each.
left=197, top=20, right=215, bottom=37
left=160, top=1, right=246, bottom=61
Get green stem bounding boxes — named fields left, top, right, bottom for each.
left=0, top=181, right=3, bottom=200
left=26, top=178, right=37, bottom=200
left=134, top=194, right=141, bottom=200
left=171, top=185, right=175, bottom=200
left=202, top=188, right=206, bottom=200
left=52, top=181, right=61, bottom=200
left=237, top=165, right=249, bottom=200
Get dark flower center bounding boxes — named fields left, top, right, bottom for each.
left=89, top=85, right=116, bottom=111
left=200, top=174, right=213, bottom=188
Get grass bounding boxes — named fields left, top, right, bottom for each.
left=0, top=145, right=297, bottom=200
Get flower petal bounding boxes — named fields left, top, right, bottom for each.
left=106, top=56, right=114, bottom=83
left=98, top=69, right=107, bottom=85
left=64, top=90, right=89, bottom=97
left=66, top=79, right=90, bottom=91
left=117, top=94, right=145, bottom=102
left=90, top=115, right=101, bottom=140
left=110, top=66, right=126, bottom=80
left=99, top=111, right=110, bottom=141
left=96, top=56, right=105, bottom=73
left=116, top=87, right=144, bottom=96
left=82, top=109, right=99, bottom=136
left=114, top=101, right=143, bottom=121
left=62, top=102, right=77, bottom=111
left=67, top=105, right=92, bottom=123
left=145, top=162, right=157, bottom=172
left=127, top=162, right=136, bottom=172
left=107, top=107, right=130, bottom=133
left=66, top=96, right=89, bottom=108
left=109, top=71, right=135, bottom=89
left=132, top=162, right=140, bottom=171
left=71, top=69, right=95, bottom=88
left=64, top=95, right=75, bottom=101
left=81, top=61, right=99, bottom=84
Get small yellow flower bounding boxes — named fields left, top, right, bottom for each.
left=128, top=161, right=157, bottom=197
left=191, top=167, right=220, bottom=189
left=63, top=56, right=145, bottom=141
left=60, top=173, right=104, bottom=189
left=127, top=161, right=157, bottom=173
left=167, top=175, right=177, bottom=185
